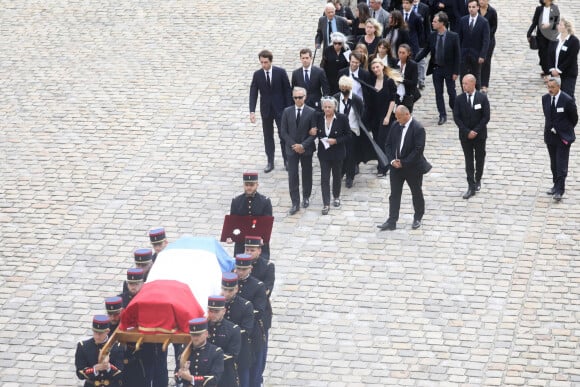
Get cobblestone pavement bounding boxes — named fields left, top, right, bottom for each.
left=0, top=0, right=579, bottom=386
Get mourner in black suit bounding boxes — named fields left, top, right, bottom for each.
left=207, top=296, right=242, bottom=387
left=177, top=318, right=224, bottom=387
left=457, top=0, right=490, bottom=89
left=453, top=74, right=490, bottom=199
left=527, top=0, right=560, bottom=76
left=320, top=32, right=350, bottom=94
left=378, top=105, right=429, bottom=230
left=338, top=51, right=373, bottom=104
left=316, top=3, right=351, bottom=51
left=280, top=87, right=317, bottom=214
left=334, top=76, right=366, bottom=188
left=310, top=97, right=351, bottom=215
left=249, top=50, right=292, bottom=173
left=542, top=77, right=577, bottom=201
left=547, top=17, right=579, bottom=98
left=402, top=0, right=424, bottom=59
left=479, top=0, right=497, bottom=92
left=291, top=48, right=331, bottom=110
left=415, top=11, right=460, bottom=125
left=230, top=172, right=273, bottom=259
left=413, top=0, right=431, bottom=89
left=395, top=44, right=419, bottom=113
left=75, top=315, right=123, bottom=387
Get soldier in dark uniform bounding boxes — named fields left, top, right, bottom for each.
left=122, top=248, right=153, bottom=294
left=75, top=315, right=123, bottom=387
left=149, top=226, right=168, bottom=262
left=176, top=317, right=224, bottom=387
left=207, top=295, right=242, bottom=387
left=222, top=272, right=254, bottom=387
left=243, top=236, right=275, bottom=386
left=104, top=296, right=123, bottom=333
left=234, top=254, right=268, bottom=387
left=229, top=172, right=273, bottom=259
left=118, top=268, right=144, bottom=308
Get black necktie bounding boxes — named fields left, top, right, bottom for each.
left=551, top=96, right=556, bottom=119
left=405, top=13, right=409, bottom=22
left=296, top=108, right=301, bottom=126
left=469, top=18, right=474, bottom=31
left=436, top=34, right=444, bottom=65
left=343, top=99, right=351, bottom=116
left=468, top=94, right=472, bottom=108
left=266, top=71, right=271, bottom=86
left=328, top=21, right=333, bottom=45
left=304, top=69, right=310, bottom=88
left=373, top=10, right=376, bottom=18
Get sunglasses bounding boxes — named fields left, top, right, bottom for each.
left=293, top=96, right=305, bottom=100
left=333, top=42, right=343, bottom=46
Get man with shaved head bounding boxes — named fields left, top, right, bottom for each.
left=453, top=74, right=490, bottom=200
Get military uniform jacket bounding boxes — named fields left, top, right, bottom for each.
left=251, top=257, right=275, bottom=330
left=120, top=342, right=146, bottom=387
left=237, top=276, right=267, bottom=355
left=209, top=319, right=241, bottom=387
left=75, top=338, right=123, bottom=387
left=185, top=342, right=224, bottom=387
left=118, top=291, right=136, bottom=309
left=225, top=295, right=254, bottom=370
left=230, top=192, right=273, bottom=259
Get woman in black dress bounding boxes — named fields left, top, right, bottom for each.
left=321, top=32, right=350, bottom=95
left=357, top=18, right=383, bottom=59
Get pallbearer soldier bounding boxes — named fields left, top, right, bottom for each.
left=118, top=268, right=144, bottom=308
left=229, top=172, right=273, bottom=259
left=122, top=248, right=153, bottom=294
left=222, top=272, right=254, bottom=387
left=208, top=295, right=242, bottom=387
left=149, top=227, right=168, bottom=262
left=177, top=317, right=224, bottom=387
left=234, top=254, right=267, bottom=387
left=244, top=236, right=275, bottom=385
left=104, top=296, right=123, bottom=333
left=75, top=315, right=123, bottom=387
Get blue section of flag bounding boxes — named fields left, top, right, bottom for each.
left=165, top=236, right=235, bottom=272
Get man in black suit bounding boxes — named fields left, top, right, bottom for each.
left=315, top=3, right=351, bottom=51
left=338, top=51, right=372, bottom=105
left=378, top=105, right=428, bottom=230
left=458, top=0, right=490, bottom=89
left=249, top=50, right=292, bottom=173
left=402, top=0, right=424, bottom=61
left=280, top=87, right=317, bottom=215
left=334, top=76, right=365, bottom=188
left=452, top=74, right=490, bottom=199
left=291, top=48, right=330, bottom=111
left=415, top=11, right=460, bottom=125
left=542, top=77, right=577, bottom=201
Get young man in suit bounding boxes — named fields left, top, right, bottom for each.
left=291, top=48, right=330, bottom=111
left=402, top=0, right=424, bottom=60
left=280, top=87, right=317, bottom=214
left=249, top=50, right=292, bottom=173
left=453, top=74, right=490, bottom=199
left=338, top=51, right=372, bottom=105
left=458, top=0, right=490, bottom=89
left=542, top=77, right=577, bottom=201
left=378, top=105, right=428, bottom=230
left=415, top=11, right=460, bottom=125
left=315, top=3, right=351, bottom=51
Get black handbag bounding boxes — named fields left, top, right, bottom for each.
left=529, top=35, right=539, bottom=50
left=412, top=87, right=422, bottom=102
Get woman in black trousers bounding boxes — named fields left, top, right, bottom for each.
left=527, top=0, right=560, bottom=76
left=548, top=17, right=579, bottom=98
left=479, top=0, right=497, bottom=93
left=310, top=97, right=351, bottom=215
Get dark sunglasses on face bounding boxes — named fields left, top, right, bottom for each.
left=333, top=42, right=343, bottom=46
left=293, top=96, right=305, bottom=99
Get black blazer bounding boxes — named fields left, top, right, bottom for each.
left=280, top=104, right=317, bottom=155
left=399, top=59, right=419, bottom=97
left=542, top=91, right=578, bottom=145
left=405, top=11, right=424, bottom=57
left=527, top=4, right=559, bottom=40
left=291, top=66, right=331, bottom=109
left=458, top=14, right=490, bottom=60
left=547, top=35, right=579, bottom=78
left=481, top=5, right=498, bottom=48
left=314, top=112, right=351, bottom=160
left=452, top=91, right=491, bottom=140
left=249, top=66, right=292, bottom=119
left=338, top=67, right=373, bottom=103
left=333, top=92, right=365, bottom=127
left=415, top=2, right=431, bottom=47
left=385, top=118, right=428, bottom=172
left=416, top=30, right=461, bottom=75
left=315, top=16, right=351, bottom=50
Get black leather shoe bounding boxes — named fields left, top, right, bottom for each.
left=288, top=205, right=299, bottom=215
left=377, top=221, right=396, bottom=231
left=553, top=192, right=563, bottom=201
left=321, top=206, right=330, bottom=215
left=412, top=219, right=422, bottom=229
left=438, top=116, right=447, bottom=125
left=462, top=189, right=475, bottom=199
left=346, top=178, right=353, bottom=188
left=419, top=83, right=425, bottom=90
left=546, top=187, right=556, bottom=195
left=475, top=181, right=481, bottom=191
left=333, top=198, right=341, bottom=208
left=302, top=198, right=310, bottom=208
left=263, top=163, right=274, bottom=173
